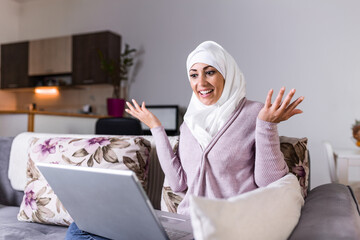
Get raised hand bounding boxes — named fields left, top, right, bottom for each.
left=125, top=99, right=162, bottom=129
left=258, top=87, right=304, bottom=123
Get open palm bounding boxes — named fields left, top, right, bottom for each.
left=258, top=87, right=304, bottom=123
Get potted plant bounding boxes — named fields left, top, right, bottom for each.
left=99, top=43, right=137, bottom=117
left=352, top=120, right=360, bottom=147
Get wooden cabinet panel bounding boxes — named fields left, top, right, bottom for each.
left=1, top=31, right=121, bottom=89
left=1, top=42, right=29, bottom=89
left=28, top=36, right=72, bottom=76
left=72, top=31, right=121, bottom=85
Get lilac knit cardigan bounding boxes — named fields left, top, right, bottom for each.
left=151, top=98, right=289, bottom=216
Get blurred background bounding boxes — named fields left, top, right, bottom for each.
left=1, top=0, right=360, bottom=189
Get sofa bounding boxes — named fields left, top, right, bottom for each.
left=0, top=133, right=359, bottom=240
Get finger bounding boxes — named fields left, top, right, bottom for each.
left=279, top=89, right=296, bottom=111
left=281, top=96, right=304, bottom=121
left=272, top=87, right=285, bottom=109
left=125, top=108, right=133, bottom=115
left=132, top=99, right=142, bottom=111
left=286, top=108, right=303, bottom=119
left=264, top=89, right=273, bottom=108
left=125, top=107, right=137, bottom=117
left=125, top=103, right=138, bottom=117
left=285, top=96, right=304, bottom=113
left=126, top=101, right=136, bottom=112
left=141, top=101, right=150, bottom=113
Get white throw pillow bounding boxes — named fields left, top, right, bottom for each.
left=189, top=173, right=304, bottom=240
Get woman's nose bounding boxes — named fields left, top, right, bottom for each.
left=198, top=74, right=207, bottom=85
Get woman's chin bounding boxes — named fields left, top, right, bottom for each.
left=199, top=99, right=216, bottom=106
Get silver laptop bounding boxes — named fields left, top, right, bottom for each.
left=36, top=162, right=194, bottom=240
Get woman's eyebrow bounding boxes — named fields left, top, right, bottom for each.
left=203, top=65, right=213, bottom=70
left=189, top=65, right=213, bottom=72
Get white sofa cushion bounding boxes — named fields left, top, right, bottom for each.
left=189, top=173, right=304, bottom=240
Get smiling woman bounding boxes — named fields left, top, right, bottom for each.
left=124, top=40, right=304, bottom=215
left=67, top=40, right=304, bottom=238
left=189, top=63, right=224, bottom=106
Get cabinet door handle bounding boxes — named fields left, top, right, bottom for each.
left=82, top=79, right=94, bottom=84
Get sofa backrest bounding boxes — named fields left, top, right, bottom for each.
left=3, top=133, right=309, bottom=212
left=4, top=132, right=171, bottom=210
left=0, top=137, right=24, bottom=206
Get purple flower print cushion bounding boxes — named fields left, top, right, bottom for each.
left=18, top=136, right=151, bottom=226
left=279, top=136, right=309, bottom=198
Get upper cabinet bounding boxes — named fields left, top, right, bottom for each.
left=72, top=31, right=121, bottom=85
left=1, top=42, right=29, bottom=89
left=0, top=31, right=121, bottom=89
left=28, top=36, right=72, bottom=76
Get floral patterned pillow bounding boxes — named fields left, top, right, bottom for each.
left=18, top=136, right=151, bottom=226
left=161, top=136, right=309, bottom=213
left=279, top=136, right=309, bottom=197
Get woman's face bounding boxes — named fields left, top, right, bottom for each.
left=189, top=63, right=225, bottom=105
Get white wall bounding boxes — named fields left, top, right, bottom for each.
left=0, top=0, right=20, bottom=109
left=0, top=0, right=19, bottom=43
left=13, top=0, right=360, bottom=188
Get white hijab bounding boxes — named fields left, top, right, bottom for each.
left=184, top=41, right=246, bottom=150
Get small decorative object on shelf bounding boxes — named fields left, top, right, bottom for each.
left=99, top=43, right=137, bottom=117
left=352, top=120, right=360, bottom=147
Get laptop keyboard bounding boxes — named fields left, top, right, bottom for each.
left=165, top=228, right=191, bottom=240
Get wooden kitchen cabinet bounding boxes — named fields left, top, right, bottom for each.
left=72, top=31, right=121, bottom=85
left=1, top=42, right=29, bottom=89
left=1, top=31, right=121, bottom=89
left=28, top=36, right=72, bottom=76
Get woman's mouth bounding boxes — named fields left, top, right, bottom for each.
left=199, top=89, right=214, bottom=96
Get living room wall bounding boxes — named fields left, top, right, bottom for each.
left=5, top=0, right=360, bottom=188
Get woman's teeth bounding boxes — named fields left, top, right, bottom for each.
left=200, top=90, right=213, bottom=95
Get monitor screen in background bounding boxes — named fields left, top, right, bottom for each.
left=141, top=106, right=179, bottom=135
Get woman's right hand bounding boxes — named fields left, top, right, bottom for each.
left=125, top=99, right=162, bottom=129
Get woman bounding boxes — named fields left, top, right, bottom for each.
left=66, top=41, right=303, bottom=238
left=126, top=41, right=304, bottom=216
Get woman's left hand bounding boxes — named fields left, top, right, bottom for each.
left=258, top=87, right=304, bottom=123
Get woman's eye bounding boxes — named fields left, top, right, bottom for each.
left=190, top=74, right=198, bottom=78
left=206, top=71, right=215, bottom=76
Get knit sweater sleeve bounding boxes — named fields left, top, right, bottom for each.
left=150, top=126, right=187, bottom=192
left=254, top=118, right=289, bottom=187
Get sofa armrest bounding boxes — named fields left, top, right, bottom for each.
left=288, top=183, right=360, bottom=240
left=0, top=137, right=23, bottom=206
